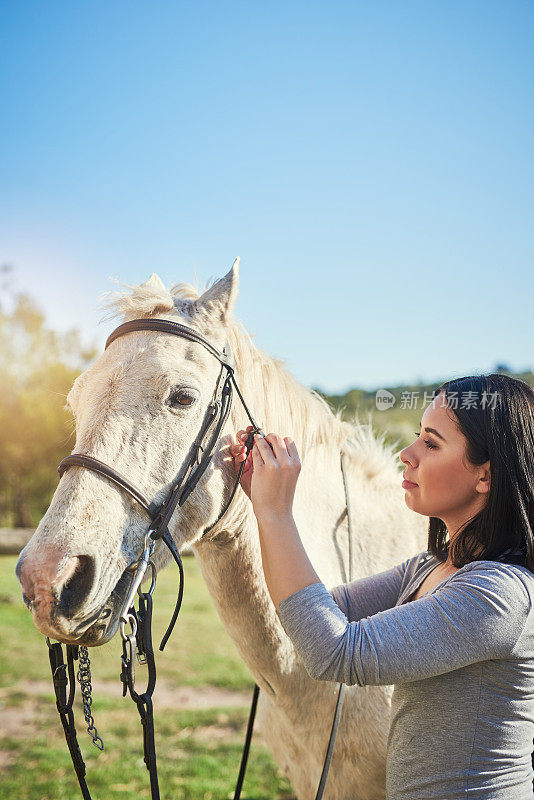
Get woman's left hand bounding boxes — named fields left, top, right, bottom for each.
left=249, top=433, right=301, bottom=521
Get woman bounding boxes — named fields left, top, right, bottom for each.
left=230, top=373, right=534, bottom=800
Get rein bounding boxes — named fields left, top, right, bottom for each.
left=46, top=317, right=354, bottom=800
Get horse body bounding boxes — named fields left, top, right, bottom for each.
left=17, top=260, right=427, bottom=799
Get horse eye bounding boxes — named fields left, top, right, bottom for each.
left=168, top=388, right=199, bottom=408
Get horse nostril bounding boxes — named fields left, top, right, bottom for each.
left=16, top=553, right=35, bottom=601
left=59, top=555, right=96, bottom=615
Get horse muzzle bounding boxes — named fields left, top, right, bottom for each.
left=16, top=548, right=128, bottom=645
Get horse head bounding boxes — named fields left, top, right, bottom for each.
left=16, top=260, right=245, bottom=646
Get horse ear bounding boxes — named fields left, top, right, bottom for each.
left=194, top=258, right=240, bottom=322
left=140, top=273, right=167, bottom=293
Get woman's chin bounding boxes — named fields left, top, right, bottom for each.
left=404, top=496, right=427, bottom=515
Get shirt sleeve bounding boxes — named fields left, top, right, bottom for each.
left=328, top=554, right=415, bottom=621
left=276, top=563, right=532, bottom=686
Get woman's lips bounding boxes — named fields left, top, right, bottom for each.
left=402, top=478, right=418, bottom=489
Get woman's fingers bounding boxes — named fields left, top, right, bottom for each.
left=230, top=441, right=246, bottom=457
left=263, top=433, right=300, bottom=462
left=253, top=434, right=277, bottom=465
left=237, top=426, right=255, bottom=443
left=264, top=433, right=292, bottom=462
left=251, top=441, right=264, bottom=468
left=229, top=427, right=254, bottom=463
left=233, top=429, right=298, bottom=470
left=284, top=437, right=300, bottom=462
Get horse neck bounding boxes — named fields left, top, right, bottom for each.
left=190, top=324, right=348, bottom=688
left=226, top=323, right=347, bottom=454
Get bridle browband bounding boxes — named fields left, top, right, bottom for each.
left=47, top=316, right=353, bottom=800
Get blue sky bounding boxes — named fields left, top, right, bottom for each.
left=1, top=1, right=533, bottom=393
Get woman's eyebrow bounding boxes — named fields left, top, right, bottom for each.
left=419, top=421, right=446, bottom=442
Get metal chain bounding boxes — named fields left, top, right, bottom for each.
left=76, top=646, right=104, bottom=750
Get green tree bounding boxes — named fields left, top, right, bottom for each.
left=0, top=278, right=96, bottom=527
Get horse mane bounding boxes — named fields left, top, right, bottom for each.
left=101, top=277, right=400, bottom=481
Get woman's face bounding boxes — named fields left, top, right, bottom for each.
left=399, top=391, right=490, bottom=535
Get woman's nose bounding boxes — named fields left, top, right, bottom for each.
left=399, top=446, right=414, bottom=466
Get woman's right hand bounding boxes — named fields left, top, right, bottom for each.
left=229, top=426, right=255, bottom=500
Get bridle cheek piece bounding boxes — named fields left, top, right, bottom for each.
left=46, top=317, right=351, bottom=800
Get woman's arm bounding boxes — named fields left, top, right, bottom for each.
left=329, top=556, right=415, bottom=620
left=232, top=429, right=321, bottom=609
left=276, top=564, right=531, bottom=685
left=256, top=512, right=322, bottom=610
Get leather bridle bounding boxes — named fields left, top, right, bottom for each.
left=46, top=316, right=353, bottom=800
left=57, top=318, right=262, bottom=650
left=60, top=318, right=261, bottom=544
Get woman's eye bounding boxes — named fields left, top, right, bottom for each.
left=169, top=389, right=198, bottom=408
left=414, top=431, right=437, bottom=450
left=414, top=432, right=436, bottom=450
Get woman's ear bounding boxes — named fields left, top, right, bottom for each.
left=476, top=461, right=491, bottom=494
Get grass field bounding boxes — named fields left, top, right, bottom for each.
left=0, top=555, right=295, bottom=800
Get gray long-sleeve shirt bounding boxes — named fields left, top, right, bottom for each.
left=276, top=550, right=534, bottom=799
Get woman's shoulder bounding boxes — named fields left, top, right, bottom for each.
left=416, top=547, right=534, bottom=589
left=459, top=557, right=534, bottom=580
left=450, top=557, right=534, bottom=612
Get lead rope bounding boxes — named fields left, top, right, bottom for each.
left=312, top=450, right=353, bottom=800
left=47, top=641, right=92, bottom=800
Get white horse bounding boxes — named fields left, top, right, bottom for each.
left=17, top=260, right=427, bottom=800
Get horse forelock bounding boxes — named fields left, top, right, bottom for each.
left=100, top=275, right=217, bottom=323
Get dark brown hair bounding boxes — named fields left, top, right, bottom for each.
left=428, top=373, right=534, bottom=571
